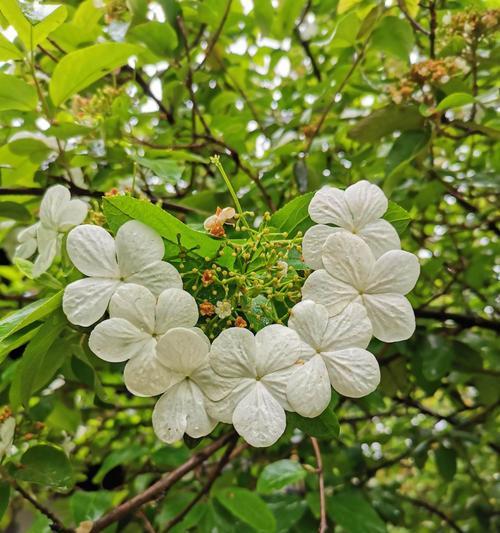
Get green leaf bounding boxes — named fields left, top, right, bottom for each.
left=0, top=201, right=31, bottom=221
left=49, top=42, right=140, bottom=106
left=0, top=33, right=23, bottom=60
left=0, top=139, right=52, bottom=186
left=93, top=444, right=145, bottom=484
left=103, top=196, right=221, bottom=259
left=372, top=16, right=414, bottom=61
left=269, top=192, right=314, bottom=237
left=0, top=323, right=41, bottom=365
left=0, top=291, right=62, bottom=344
left=385, top=129, right=430, bottom=178
left=0, top=1, right=67, bottom=49
left=13, top=444, right=74, bottom=491
left=0, top=72, right=37, bottom=112
left=71, top=490, right=114, bottom=523
left=215, top=487, right=276, bottom=532
left=435, top=446, right=457, bottom=482
left=129, top=21, right=178, bottom=56
left=327, top=489, right=387, bottom=533
left=348, top=105, right=425, bottom=143
left=338, top=0, right=363, bottom=14
left=9, top=312, right=67, bottom=409
left=257, top=460, right=306, bottom=494
left=436, top=92, right=475, bottom=111
left=0, top=482, right=9, bottom=521
left=383, top=201, right=411, bottom=234
left=133, top=156, right=183, bottom=182
left=288, top=400, right=340, bottom=439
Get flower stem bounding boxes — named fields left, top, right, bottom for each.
left=210, top=155, right=250, bottom=228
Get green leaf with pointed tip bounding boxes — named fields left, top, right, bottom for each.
left=269, top=192, right=314, bottom=237
left=383, top=201, right=411, bottom=234
left=0, top=73, right=37, bottom=112
left=0, top=33, right=23, bottom=60
left=257, top=460, right=306, bottom=494
left=436, top=92, right=475, bottom=111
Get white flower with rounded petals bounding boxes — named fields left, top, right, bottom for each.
left=152, top=327, right=233, bottom=443
left=207, top=325, right=302, bottom=447
left=215, top=300, right=232, bottom=319
left=303, top=180, right=400, bottom=269
left=15, top=185, right=88, bottom=277
left=89, top=283, right=198, bottom=396
left=63, top=220, right=182, bottom=326
left=302, top=232, right=420, bottom=343
left=287, top=300, right=379, bottom=418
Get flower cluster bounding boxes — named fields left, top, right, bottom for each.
left=17, top=180, right=419, bottom=448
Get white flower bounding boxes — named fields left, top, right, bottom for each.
left=207, top=325, right=302, bottom=447
left=276, top=260, right=288, bottom=278
left=215, top=300, right=232, bottom=319
left=302, top=232, right=420, bottom=342
left=287, top=300, right=379, bottom=417
left=63, top=220, right=182, bottom=326
left=15, top=185, right=88, bottom=277
left=204, top=206, right=236, bottom=236
left=0, top=417, right=15, bottom=458
left=88, top=283, right=198, bottom=396
left=302, top=180, right=400, bottom=269
left=152, top=327, right=232, bottom=443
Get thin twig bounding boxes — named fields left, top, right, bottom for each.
left=310, top=438, right=328, bottom=533
left=399, top=494, right=464, bottom=533
left=415, top=309, right=500, bottom=332
left=429, top=0, right=437, bottom=59
left=136, top=510, right=156, bottom=533
left=397, top=0, right=430, bottom=36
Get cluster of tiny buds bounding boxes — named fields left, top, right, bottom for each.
left=442, top=9, right=500, bottom=42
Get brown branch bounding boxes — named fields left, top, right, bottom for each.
left=90, top=431, right=235, bottom=532
left=397, top=1, right=430, bottom=36
left=400, top=494, right=464, bottom=533
left=428, top=1, right=437, bottom=59
left=415, top=309, right=500, bottom=332
left=165, top=434, right=239, bottom=531
left=196, top=0, right=233, bottom=71
left=294, top=29, right=321, bottom=81
left=135, top=510, right=156, bottom=533
left=310, top=438, right=328, bottom=533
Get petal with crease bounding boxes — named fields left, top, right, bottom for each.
left=33, top=226, right=58, bottom=277
left=88, top=317, right=152, bottom=362
left=345, top=180, right=387, bottom=228
left=286, top=355, right=331, bottom=417
left=63, top=277, right=120, bottom=326
left=124, top=351, right=183, bottom=397
left=115, top=220, right=165, bottom=277
left=66, top=225, right=119, bottom=278
left=363, top=293, right=416, bottom=342
left=288, top=300, right=329, bottom=351
left=191, top=363, right=240, bottom=402
left=155, top=288, right=198, bottom=335
left=232, top=382, right=286, bottom=447
left=210, top=327, right=257, bottom=378
left=322, top=232, right=374, bottom=289
left=302, top=225, right=340, bottom=270
left=323, top=347, right=380, bottom=398
left=56, top=199, right=88, bottom=231
left=366, top=250, right=420, bottom=295
left=156, top=327, right=209, bottom=375
left=254, top=325, right=301, bottom=375
left=206, top=379, right=255, bottom=423
left=358, top=219, right=400, bottom=258
left=308, top=186, right=353, bottom=228
left=302, top=269, right=359, bottom=316
left=109, top=283, right=156, bottom=332
left=321, top=303, right=372, bottom=351
left=39, top=185, right=70, bottom=228
left=126, top=260, right=182, bottom=296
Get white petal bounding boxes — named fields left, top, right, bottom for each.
left=15, top=224, right=38, bottom=259
left=33, top=226, right=58, bottom=277
left=39, top=185, right=70, bottom=228
left=261, top=365, right=298, bottom=411
left=322, top=232, right=374, bottom=290
left=232, top=382, right=286, bottom=447
left=254, top=325, right=301, bottom=375
left=286, top=355, right=331, bottom=417
left=156, top=327, right=209, bottom=375
left=366, top=250, right=420, bottom=295
left=321, top=303, right=372, bottom=351
left=155, top=288, right=198, bottom=335
left=358, top=219, right=400, bottom=258
left=210, top=327, right=256, bottom=379
left=88, top=317, right=153, bottom=362
left=206, top=379, right=255, bottom=423
left=363, top=293, right=416, bottom=342
left=63, top=278, right=119, bottom=326
left=191, top=363, right=241, bottom=402
left=56, top=199, right=88, bottom=231
left=66, top=225, right=119, bottom=278
left=345, top=180, right=388, bottom=229
left=152, top=380, right=216, bottom=443
left=126, top=260, right=182, bottom=296
left=124, top=350, right=182, bottom=397
left=323, top=347, right=380, bottom=398
left=302, top=225, right=340, bottom=270
left=302, top=269, right=360, bottom=316
left=116, top=220, right=165, bottom=277
left=203, top=214, right=217, bottom=230
left=288, top=300, right=329, bottom=351
left=108, top=283, right=156, bottom=332
left=308, top=186, right=353, bottom=228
